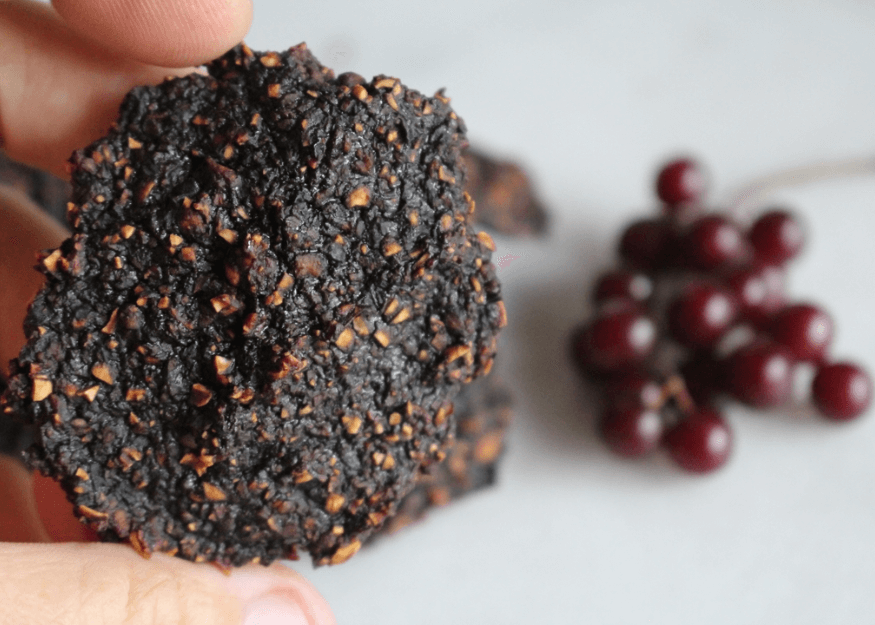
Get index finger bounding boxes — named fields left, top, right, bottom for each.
left=52, top=0, right=253, bottom=68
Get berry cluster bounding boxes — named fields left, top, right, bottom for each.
left=571, top=158, right=872, bottom=474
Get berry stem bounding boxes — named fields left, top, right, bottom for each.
left=663, top=374, right=696, bottom=414
left=728, top=154, right=875, bottom=218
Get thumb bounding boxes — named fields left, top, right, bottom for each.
left=0, top=542, right=336, bottom=625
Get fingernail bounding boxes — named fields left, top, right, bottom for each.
left=225, top=563, right=335, bottom=625
left=243, top=589, right=310, bottom=625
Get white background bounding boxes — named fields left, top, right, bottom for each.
left=237, top=1, right=875, bottom=623
left=22, top=0, right=873, bottom=622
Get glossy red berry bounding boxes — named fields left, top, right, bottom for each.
left=592, top=270, right=654, bottom=306
left=663, top=407, right=732, bottom=473
left=573, top=309, right=657, bottom=372
left=604, top=372, right=663, bottom=409
left=724, top=264, right=785, bottom=327
left=600, top=404, right=664, bottom=457
left=655, top=158, right=707, bottom=206
left=723, top=341, right=794, bottom=407
left=618, top=218, right=673, bottom=272
left=812, top=362, right=872, bottom=421
left=769, top=303, right=832, bottom=362
left=749, top=210, right=804, bottom=265
left=668, top=283, right=738, bottom=348
left=683, top=215, right=747, bottom=271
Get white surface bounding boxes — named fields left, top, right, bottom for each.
left=240, top=2, right=875, bottom=623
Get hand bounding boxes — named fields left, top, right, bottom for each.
left=0, top=2, right=336, bottom=623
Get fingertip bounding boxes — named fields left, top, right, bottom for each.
left=52, top=0, right=253, bottom=67
left=227, top=563, right=337, bottom=625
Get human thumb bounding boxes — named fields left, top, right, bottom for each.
left=0, top=541, right=336, bottom=625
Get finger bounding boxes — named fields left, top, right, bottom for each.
left=0, top=455, right=50, bottom=542
left=0, top=1, right=190, bottom=177
left=52, top=0, right=252, bottom=68
left=0, top=186, right=68, bottom=372
left=0, top=543, right=337, bottom=625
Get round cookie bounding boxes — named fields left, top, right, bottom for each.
left=0, top=44, right=505, bottom=567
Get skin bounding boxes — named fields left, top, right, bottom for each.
left=0, top=2, right=336, bottom=623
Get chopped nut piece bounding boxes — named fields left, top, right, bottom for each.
left=42, top=249, right=62, bottom=272
left=477, top=230, right=497, bottom=251
left=32, top=377, right=52, bottom=401
left=346, top=186, right=370, bottom=208
left=325, top=494, right=345, bottom=514
left=446, top=344, right=471, bottom=363
left=373, top=77, right=397, bottom=89
left=342, top=415, right=363, bottom=435
left=267, top=83, right=281, bottom=98
left=218, top=228, right=238, bottom=243
left=351, top=84, right=368, bottom=101
left=382, top=240, right=402, bottom=257
left=334, top=327, right=354, bottom=350
left=294, top=471, right=314, bottom=484
left=259, top=52, right=281, bottom=67
left=352, top=316, right=370, bottom=336
left=128, top=137, right=143, bottom=149
left=496, top=300, right=508, bottom=328
left=438, top=166, right=456, bottom=184
left=91, top=363, right=114, bottom=384
left=391, top=308, right=410, bottom=324
left=120, top=225, right=136, bottom=239
left=78, top=505, right=108, bottom=520
left=191, top=384, right=213, bottom=407
left=329, top=540, right=361, bottom=565
left=474, top=432, right=504, bottom=464
left=203, top=483, right=227, bottom=501
left=373, top=329, right=391, bottom=347
left=181, top=452, right=216, bottom=477
left=80, top=386, right=100, bottom=402
left=214, top=355, right=233, bottom=375
left=126, top=388, right=146, bottom=402
left=277, top=273, right=294, bottom=289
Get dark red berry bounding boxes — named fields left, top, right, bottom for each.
left=769, top=303, right=832, bottom=362
left=668, top=283, right=738, bottom=348
left=812, top=362, right=872, bottom=421
left=749, top=210, right=804, bottom=265
left=573, top=309, right=657, bottom=372
left=600, top=404, right=664, bottom=457
left=724, top=264, right=785, bottom=327
left=618, top=218, right=673, bottom=272
left=592, top=270, right=653, bottom=306
left=683, top=215, right=748, bottom=271
left=604, top=372, right=663, bottom=409
left=655, top=158, right=707, bottom=206
left=663, top=407, right=732, bottom=473
left=723, top=341, right=794, bottom=407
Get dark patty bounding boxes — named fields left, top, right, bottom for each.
left=0, top=43, right=505, bottom=567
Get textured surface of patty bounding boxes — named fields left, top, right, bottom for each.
left=377, top=372, right=512, bottom=537
left=0, top=43, right=505, bottom=567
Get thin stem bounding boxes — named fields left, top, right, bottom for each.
left=728, top=154, right=875, bottom=219
left=663, top=374, right=696, bottom=415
